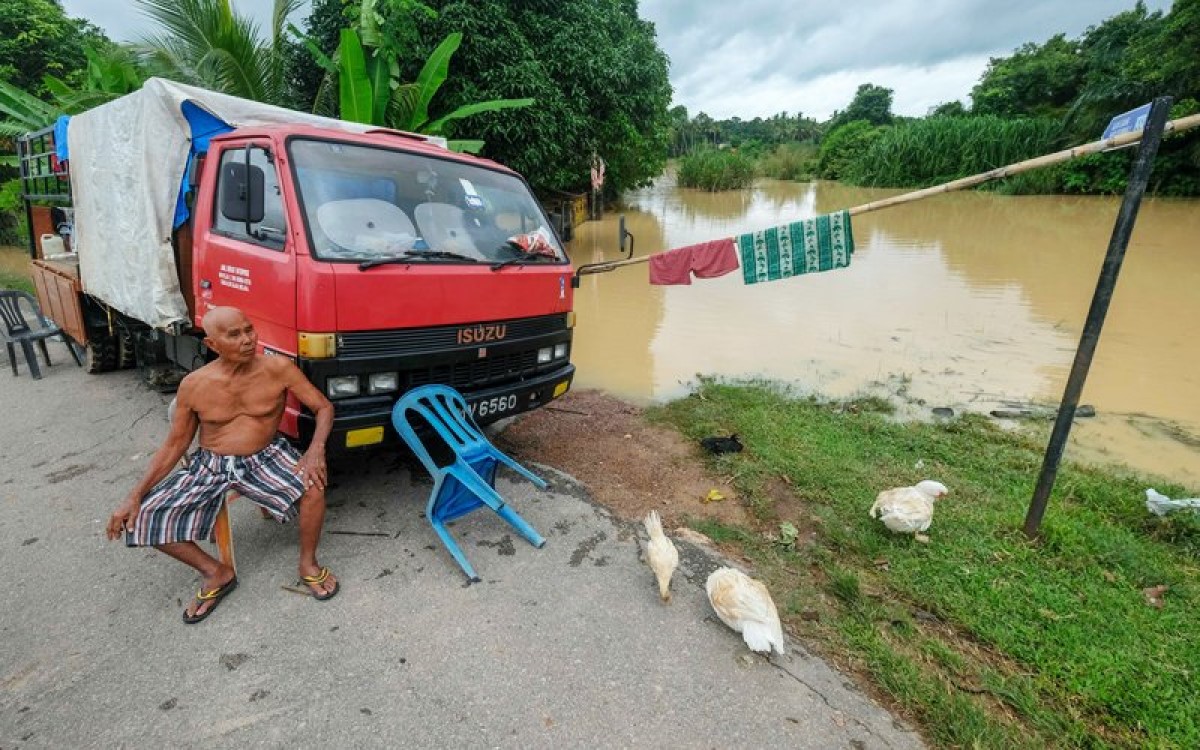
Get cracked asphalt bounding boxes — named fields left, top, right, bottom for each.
left=0, top=345, right=922, bottom=748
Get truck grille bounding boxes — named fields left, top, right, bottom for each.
left=338, top=315, right=567, bottom=358
left=407, top=350, right=540, bottom=389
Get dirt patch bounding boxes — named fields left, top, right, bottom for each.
left=496, top=390, right=748, bottom=529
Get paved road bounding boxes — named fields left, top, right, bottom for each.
left=0, top=346, right=921, bottom=748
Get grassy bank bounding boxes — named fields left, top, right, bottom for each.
left=652, top=381, right=1199, bottom=748
left=0, top=269, right=33, bottom=294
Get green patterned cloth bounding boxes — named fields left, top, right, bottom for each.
left=736, top=210, right=855, bottom=285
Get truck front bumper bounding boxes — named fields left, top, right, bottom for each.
left=299, top=363, right=575, bottom=452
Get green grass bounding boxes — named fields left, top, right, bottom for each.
left=652, top=381, right=1200, bottom=748
left=0, top=269, right=33, bottom=294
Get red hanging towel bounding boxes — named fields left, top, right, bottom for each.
left=649, top=245, right=695, bottom=285
left=648, top=239, right=740, bottom=285
left=689, top=238, right=739, bottom=279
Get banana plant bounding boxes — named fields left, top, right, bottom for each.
left=319, top=27, right=533, bottom=153
left=0, top=80, right=59, bottom=137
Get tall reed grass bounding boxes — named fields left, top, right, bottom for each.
left=676, top=148, right=757, bottom=191
left=844, top=116, right=1063, bottom=188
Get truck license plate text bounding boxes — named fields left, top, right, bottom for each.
left=471, top=394, right=518, bottom=418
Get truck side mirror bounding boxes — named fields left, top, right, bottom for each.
left=219, top=161, right=265, bottom=224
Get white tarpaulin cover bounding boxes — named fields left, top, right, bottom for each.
left=67, top=78, right=385, bottom=329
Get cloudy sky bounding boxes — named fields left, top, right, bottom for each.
left=62, top=0, right=1172, bottom=120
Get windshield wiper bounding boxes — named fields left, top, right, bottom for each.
left=358, top=250, right=479, bottom=270
left=490, top=251, right=555, bottom=272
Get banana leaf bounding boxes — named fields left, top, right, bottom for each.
left=338, top=28, right=373, bottom=124
left=424, top=98, right=534, bottom=135
left=408, top=32, right=462, bottom=131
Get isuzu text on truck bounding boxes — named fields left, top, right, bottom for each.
left=19, top=79, right=575, bottom=450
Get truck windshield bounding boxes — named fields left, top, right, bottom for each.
left=289, top=138, right=566, bottom=265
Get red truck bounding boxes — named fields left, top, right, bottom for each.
left=19, top=79, right=575, bottom=450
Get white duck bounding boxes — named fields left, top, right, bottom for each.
left=705, top=567, right=786, bottom=655
left=643, top=510, right=679, bottom=603
left=869, top=480, right=949, bottom=543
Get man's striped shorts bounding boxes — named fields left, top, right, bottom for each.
left=126, top=437, right=306, bottom=547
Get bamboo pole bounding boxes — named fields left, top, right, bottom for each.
left=575, top=113, right=1200, bottom=277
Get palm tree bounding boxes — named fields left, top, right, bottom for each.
left=135, top=0, right=301, bottom=106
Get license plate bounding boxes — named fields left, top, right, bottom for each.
left=469, top=393, right=520, bottom=419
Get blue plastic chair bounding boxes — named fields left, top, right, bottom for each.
left=391, top=385, right=547, bottom=582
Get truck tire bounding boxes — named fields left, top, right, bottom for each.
left=117, top=330, right=137, bottom=370
left=84, top=335, right=118, bottom=374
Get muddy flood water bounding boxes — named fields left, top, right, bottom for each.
left=3, top=178, right=1197, bottom=486
left=568, top=176, right=1200, bottom=487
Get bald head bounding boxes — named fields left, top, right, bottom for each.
left=201, top=306, right=248, bottom=337
left=201, top=307, right=258, bottom=364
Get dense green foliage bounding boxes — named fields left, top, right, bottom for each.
left=827, top=83, right=895, bottom=129
left=817, top=120, right=884, bottom=180
left=322, top=25, right=532, bottom=152
left=283, top=0, right=345, bottom=111
left=971, top=34, right=1085, bottom=118
left=0, top=0, right=109, bottom=97
left=385, top=1, right=671, bottom=195
left=675, top=148, right=756, bottom=191
left=658, top=381, right=1200, bottom=747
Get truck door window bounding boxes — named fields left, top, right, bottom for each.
left=214, top=146, right=287, bottom=250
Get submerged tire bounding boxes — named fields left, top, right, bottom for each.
left=84, top=335, right=118, bottom=374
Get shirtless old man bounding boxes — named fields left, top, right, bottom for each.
left=106, top=306, right=339, bottom=623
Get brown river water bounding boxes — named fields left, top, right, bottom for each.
left=568, top=176, right=1200, bottom=488
left=4, top=180, right=1198, bottom=486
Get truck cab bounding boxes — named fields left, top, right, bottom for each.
left=20, top=81, right=575, bottom=452
left=191, top=125, right=575, bottom=448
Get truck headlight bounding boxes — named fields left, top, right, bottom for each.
left=368, top=372, right=399, bottom=394
left=327, top=375, right=360, bottom=398
left=537, top=346, right=553, bottom=364
left=553, top=343, right=568, bottom=359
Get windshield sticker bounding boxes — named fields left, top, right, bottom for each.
left=459, top=178, right=484, bottom=210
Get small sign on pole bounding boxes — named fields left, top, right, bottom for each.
left=1101, top=102, right=1153, bottom=140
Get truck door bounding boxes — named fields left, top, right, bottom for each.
left=197, top=142, right=297, bottom=353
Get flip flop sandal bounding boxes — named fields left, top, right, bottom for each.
left=182, top=577, right=238, bottom=624
left=300, top=567, right=340, bottom=601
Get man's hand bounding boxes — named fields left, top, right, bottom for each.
left=106, top=496, right=140, bottom=541
left=295, top=448, right=327, bottom=492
